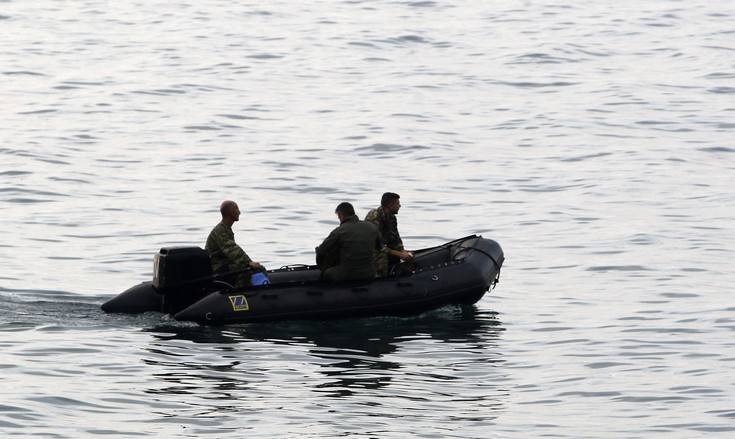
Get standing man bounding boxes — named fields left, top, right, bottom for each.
left=365, top=192, right=414, bottom=276
left=316, top=202, right=383, bottom=282
left=205, top=200, right=264, bottom=286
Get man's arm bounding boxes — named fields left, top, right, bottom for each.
left=386, top=247, right=413, bottom=260
left=386, top=224, right=411, bottom=260
left=316, top=229, right=340, bottom=267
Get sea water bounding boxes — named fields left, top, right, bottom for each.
left=1, top=1, right=734, bottom=437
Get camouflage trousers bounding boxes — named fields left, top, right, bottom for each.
left=375, top=252, right=415, bottom=277
left=374, top=251, right=389, bottom=277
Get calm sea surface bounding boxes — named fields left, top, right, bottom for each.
left=1, top=1, right=734, bottom=437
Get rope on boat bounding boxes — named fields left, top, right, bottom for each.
left=455, top=246, right=502, bottom=290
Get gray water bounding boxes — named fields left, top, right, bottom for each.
left=1, top=1, right=734, bottom=437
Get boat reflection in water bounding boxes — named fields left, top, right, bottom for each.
left=139, top=305, right=507, bottom=421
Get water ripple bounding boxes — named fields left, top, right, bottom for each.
left=1, top=1, right=734, bottom=437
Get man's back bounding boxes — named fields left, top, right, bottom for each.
left=205, top=222, right=252, bottom=273
left=316, top=215, right=382, bottom=282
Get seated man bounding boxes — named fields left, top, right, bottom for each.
left=365, top=192, right=414, bottom=276
left=205, top=200, right=264, bottom=287
left=316, top=202, right=383, bottom=283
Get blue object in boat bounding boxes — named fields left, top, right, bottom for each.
left=251, top=272, right=269, bottom=285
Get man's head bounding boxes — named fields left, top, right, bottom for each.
left=380, top=192, right=401, bottom=215
left=334, top=202, right=355, bottom=223
left=220, top=200, right=241, bottom=224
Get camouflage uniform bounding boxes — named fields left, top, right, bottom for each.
left=315, top=215, right=383, bottom=282
left=205, top=222, right=253, bottom=287
left=364, top=206, right=404, bottom=276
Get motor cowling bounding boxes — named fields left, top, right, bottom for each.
left=153, top=247, right=213, bottom=314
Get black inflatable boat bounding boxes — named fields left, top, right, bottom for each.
left=101, top=235, right=504, bottom=325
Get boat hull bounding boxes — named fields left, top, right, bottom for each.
left=101, top=235, right=504, bottom=325
left=175, top=236, right=503, bottom=325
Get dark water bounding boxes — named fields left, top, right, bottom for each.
left=2, top=1, right=734, bottom=437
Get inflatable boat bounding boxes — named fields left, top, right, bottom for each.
left=101, top=235, right=504, bottom=325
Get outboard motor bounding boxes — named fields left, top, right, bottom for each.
left=153, top=247, right=213, bottom=314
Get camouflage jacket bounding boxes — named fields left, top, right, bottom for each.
left=205, top=222, right=252, bottom=273
left=364, top=206, right=404, bottom=251
left=315, top=215, right=383, bottom=282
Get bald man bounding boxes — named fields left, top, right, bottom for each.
left=205, top=200, right=264, bottom=286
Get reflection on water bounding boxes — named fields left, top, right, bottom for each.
left=137, top=306, right=507, bottom=432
